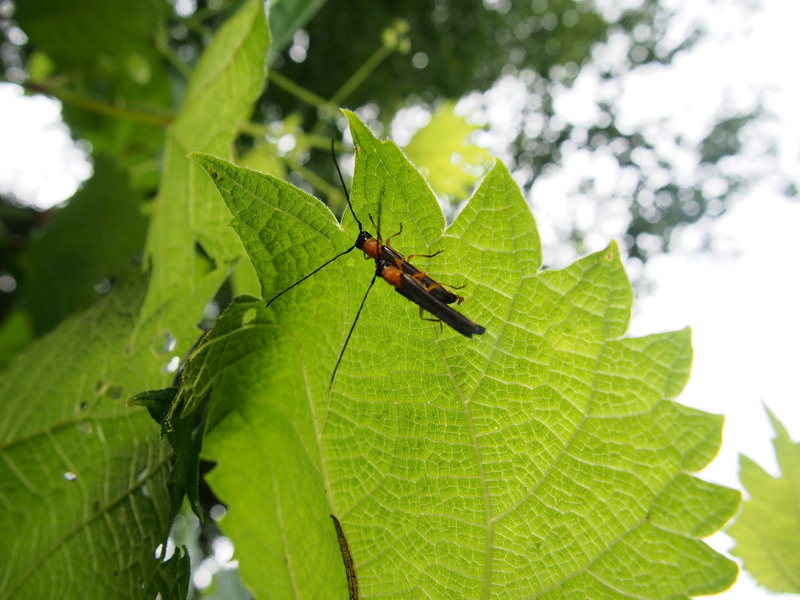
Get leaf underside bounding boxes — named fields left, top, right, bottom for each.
left=185, top=112, right=738, bottom=599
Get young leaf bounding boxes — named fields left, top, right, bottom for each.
left=188, top=112, right=739, bottom=598
left=728, top=407, right=800, bottom=593
left=404, top=101, right=491, bottom=201
left=0, top=269, right=226, bottom=599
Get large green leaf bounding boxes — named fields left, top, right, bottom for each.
left=728, top=408, right=800, bottom=593
left=142, top=0, right=269, bottom=319
left=0, top=7, right=269, bottom=597
left=184, top=112, right=738, bottom=598
left=0, top=268, right=226, bottom=599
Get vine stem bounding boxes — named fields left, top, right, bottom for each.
left=22, top=81, right=173, bottom=126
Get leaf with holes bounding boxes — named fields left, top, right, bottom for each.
left=185, top=111, right=739, bottom=599
left=0, top=270, right=225, bottom=599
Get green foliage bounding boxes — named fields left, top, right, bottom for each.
left=269, top=0, right=330, bottom=58
left=178, top=112, right=739, bottom=598
left=1, top=1, right=270, bottom=597
left=4, top=0, right=779, bottom=276
left=272, top=0, right=607, bottom=108
left=0, top=270, right=225, bottom=599
left=15, top=0, right=168, bottom=65
left=263, top=0, right=769, bottom=267
left=142, top=0, right=270, bottom=318
left=21, top=157, right=148, bottom=335
left=0, top=1, right=751, bottom=598
left=17, top=0, right=172, bottom=162
left=728, top=408, right=800, bottom=593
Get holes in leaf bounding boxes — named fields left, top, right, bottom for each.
left=162, top=330, right=177, bottom=353
left=163, top=356, right=181, bottom=374
left=209, top=503, right=227, bottom=521
left=93, top=277, right=112, bottom=294
left=242, top=308, right=258, bottom=326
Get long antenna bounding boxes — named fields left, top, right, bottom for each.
left=331, top=139, right=363, bottom=233
left=265, top=245, right=358, bottom=308
left=330, top=272, right=377, bottom=388
left=264, top=141, right=364, bottom=308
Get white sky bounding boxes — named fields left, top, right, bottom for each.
left=0, top=83, right=91, bottom=209
left=631, top=194, right=800, bottom=599
left=1, top=0, right=798, bottom=597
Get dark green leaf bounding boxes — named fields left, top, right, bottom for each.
left=0, top=269, right=225, bottom=598
left=16, top=0, right=169, bottom=65
left=129, top=385, right=206, bottom=520
left=22, top=157, right=148, bottom=334
left=151, top=546, right=192, bottom=600
left=129, top=386, right=181, bottom=433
